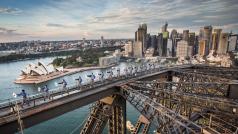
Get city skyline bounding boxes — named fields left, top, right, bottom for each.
left=0, top=0, right=238, bottom=42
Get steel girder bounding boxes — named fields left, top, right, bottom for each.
left=80, top=95, right=126, bottom=134
left=171, top=70, right=231, bottom=83
left=126, top=81, right=238, bottom=133
left=132, top=81, right=230, bottom=97
left=180, top=67, right=238, bottom=80
left=191, top=65, right=238, bottom=71
left=120, top=85, right=204, bottom=134
left=196, top=113, right=238, bottom=133
left=108, top=95, right=126, bottom=134
left=80, top=101, right=109, bottom=134
left=128, top=82, right=238, bottom=117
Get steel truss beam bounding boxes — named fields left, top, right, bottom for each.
left=132, top=81, right=230, bottom=97
left=127, top=81, right=238, bottom=133
left=192, top=65, right=238, bottom=71
left=171, top=70, right=231, bottom=83
left=120, top=85, right=204, bottom=134
left=180, top=66, right=238, bottom=80
left=196, top=113, right=238, bottom=133
left=128, top=82, right=238, bottom=117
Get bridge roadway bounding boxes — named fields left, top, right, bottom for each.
left=0, top=64, right=192, bottom=134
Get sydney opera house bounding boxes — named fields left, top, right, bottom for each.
left=15, top=61, right=64, bottom=84
left=21, top=61, right=63, bottom=76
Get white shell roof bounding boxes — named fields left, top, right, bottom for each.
left=21, top=61, right=62, bottom=76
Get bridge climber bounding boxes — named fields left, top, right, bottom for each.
left=128, top=66, right=133, bottom=76
left=139, top=65, right=143, bottom=72
left=38, top=85, right=50, bottom=101
left=116, top=68, right=120, bottom=78
left=124, top=68, right=128, bottom=77
left=75, top=75, right=83, bottom=87
left=134, top=66, right=138, bottom=75
left=58, top=79, right=67, bottom=90
left=107, top=70, right=113, bottom=80
left=16, top=89, right=30, bottom=108
left=98, top=72, right=104, bottom=82
left=87, top=73, right=96, bottom=85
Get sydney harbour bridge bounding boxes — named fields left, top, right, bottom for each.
left=0, top=64, right=238, bottom=134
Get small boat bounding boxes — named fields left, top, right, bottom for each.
left=126, top=121, right=135, bottom=132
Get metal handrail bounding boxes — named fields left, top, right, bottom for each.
left=0, top=64, right=189, bottom=110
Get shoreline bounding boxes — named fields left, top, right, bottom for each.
left=0, top=46, right=122, bottom=64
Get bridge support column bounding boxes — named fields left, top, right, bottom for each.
left=108, top=95, right=126, bottom=134
left=80, top=101, right=109, bottom=134
left=80, top=94, right=126, bottom=134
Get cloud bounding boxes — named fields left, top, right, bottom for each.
left=0, top=7, right=22, bottom=15
left=1, top=0, right=238, bottom=42
left=46, top=23, right=75, bottom=28
left=193, top=20, right=205, bottom=23
left=0, top=27, right=26, bottom=36
left=214, top=23, right=238, bottom=31
left=94, top=15, right=121, bottom=22
left=0, top=27, right=16, bottom=33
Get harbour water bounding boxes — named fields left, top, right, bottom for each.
left=0, top=57, right=156, bottom=133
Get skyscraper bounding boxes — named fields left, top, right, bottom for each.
left=136, top=26, right=145, bottom=42
left=217, top=33, right=229, bottom=54
left=183, top=30, right=189, bottom=42
left=198, top=40, right=206, bottom=56
left=150, top=35, right=157, bottom=53
left=145, top=34, right=151, bottom=49
left=157, top=33, right=163, bottom=56
left=204, top=25, right=213, bottom=50
left=170, top=29, right=178, bottom=57
left=141, top=23, right=147, bottom=34
left=188, top=33, right=195, bottom=45
left=194, top=36, right=199, bottom=55
left=188, top=32, right=195, bottom=55
left=212, top=33, right=217, bottom=51
left=228, top=34, right=238, bottom=51
left=213, top=29, right=222, bottom=51
left=161, top=22, right=169, bottom=57
left=133, top=41, right=143, bottom=58
left=199, top=26, right=212, bottom=56
left=135, top=24, right=147, bottom=55
left=162, top=31, right=169, bottom=57
left=167, top=39, right=172, bottom=57
left=161, top=22, right=168, bottom=32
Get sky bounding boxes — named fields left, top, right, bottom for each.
left=0, top=0, right=238, bottom=42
